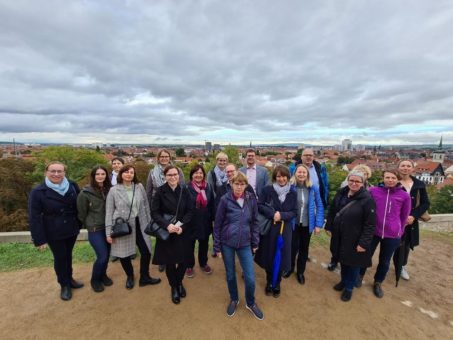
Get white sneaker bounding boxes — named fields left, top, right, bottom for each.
left=401, top=266, right=410, bottom=281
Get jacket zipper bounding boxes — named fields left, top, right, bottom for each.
left=238, top=199, right=244, bottom=248
left=381, top=188, right=390, bottom=239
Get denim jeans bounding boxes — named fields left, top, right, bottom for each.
left=221, top=245, right=256, bottom=307
left=88, top=229, right=111, bottom=281
left=341, top=264, right=360, bottom=292
left=360, top=235, right=401, bottom=283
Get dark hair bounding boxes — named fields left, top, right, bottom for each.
left=189, top=164, right=206, bottom=180
left=117, top=165, right=139, bottom=184
left=157, top=149, right=171, bottom=159
left=111, top=157, right=125, bottom=165
left=245, top=148, right=256, bottom=156
left=382, top=169, right=400, bottom=180
left=272, top=165, right=290, bottom=182
left=163, top=165, right=178, bottom=176
left=90, top=166, right=111, bottom=195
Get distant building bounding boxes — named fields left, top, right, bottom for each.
left=415, top=161, right=445, bottom=185
left=342, top=139, right=352, bottom=151
left=213, top=144, right=221, bottom=151
left=432, top=136, right=446, bottom=164
left=205, top=141, right=212, bottom=152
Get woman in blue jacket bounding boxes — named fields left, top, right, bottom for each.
left=284, top=164, right=324, bottom=284
left=28, top=161, right=83, bottom=301
left=213, top=172, right=264, bottom=320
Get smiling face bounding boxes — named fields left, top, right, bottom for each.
left=225, top=164, right=236, bottom=181
left=383, top=172, right=398, bottom=188
left=112, top=160, right=123, bottom=172
left=95, top=168, right=107, bottom=186
left=295, top=166, right=308, bottom=184
left=192, top=168, right=204, bottom=184
left=246, top=151, right=256, bottom=166
left=121, top=168, right=135, bottom=184
left=46, top=163, right=65, bottom=184
left=216, top=157, right=227, bottom=170
left=276, top=173, right=288, bottom=186
left=158, top=152, right=171, bottom=166
left=347, top=175, right=364, bottom=193
left=398, top=161, right=414, bottom=176
left=165, top=168, right=179, bottom=187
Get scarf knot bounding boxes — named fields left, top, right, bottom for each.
left=191, top=180, right=208, bottom=208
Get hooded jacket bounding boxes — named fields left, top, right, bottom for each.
left=369, top=184, right=411, bottom=239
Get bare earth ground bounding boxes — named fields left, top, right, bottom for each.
left=1, top=233, right=452, bottom=340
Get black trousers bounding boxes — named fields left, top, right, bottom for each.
left=186, top=238, right=209, bottom=268
left=166, top=263, right=186, bottom=287
left=290, top=224, right=312, bottom=274
left=47, top=235, right=78, bottom=287
left=119, top=221, right=151, bottom=277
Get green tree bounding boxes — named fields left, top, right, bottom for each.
left=31, top=146, right=108, bottom=184
left=175, top=148, right=185, bottom=157
left=221, top=146, right=240, bottom=166
left=430, top=185, right=453, bottom=214
left=327, top=165, right=348, bottom=202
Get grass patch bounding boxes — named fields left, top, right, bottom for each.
left=420, top=228, right=453, bottom=245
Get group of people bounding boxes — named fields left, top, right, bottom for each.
left=28, top=148, right=429, bottom=321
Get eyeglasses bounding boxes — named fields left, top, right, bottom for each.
left=348, top=180, right=363, bottom=184
left=232, top=183, right=246, bottom=186
left=47, top=170, right=64, bottom=174
left=303, top=154, right=314, bottom=157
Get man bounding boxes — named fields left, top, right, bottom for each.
left=239, top=149, right=270, bottom=199
left=110, top=157, right=125, bottom=186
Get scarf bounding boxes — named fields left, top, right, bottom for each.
left=273, top=182, right=291, bottom=203
left=214, top=166, right=228, bottom=186
left=151, top=164, right=166, bottom=188
left=191, top=180, right=208, bottom=208
left=45, top=177, right=70, bottom=196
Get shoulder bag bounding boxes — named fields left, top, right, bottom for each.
left=110, top=185, right=135, bottom=238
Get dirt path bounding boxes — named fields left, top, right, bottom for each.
left=1, top=234, right=452, bottom=340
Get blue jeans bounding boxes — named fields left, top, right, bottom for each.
left=360, top=235, right=401, bottom=283
left=88, top=230, right=111, bottom=281
left=221, top=245, right=255, bottom=307
left=341, top=264, right=360, bottom=292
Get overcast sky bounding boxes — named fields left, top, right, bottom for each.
left=1, top=0, right=452, bottom=145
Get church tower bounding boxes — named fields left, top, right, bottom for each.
left=432, top=136, right=445, bottom=163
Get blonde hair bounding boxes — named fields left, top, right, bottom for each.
left=216, top=152, right=228, bottom=161
left=290, top=164, right=312, bottom=187
left=231, top=171, right=248, bottom=185
left=352, top=164, right=372, bottom=178
left=45, top=161, right=66, bottom=171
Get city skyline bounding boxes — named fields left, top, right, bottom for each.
left=1, top=1, right=453, bottom=145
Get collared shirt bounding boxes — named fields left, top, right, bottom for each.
left=111, top=171, right=118, bottom=186
left=308, top=164, right=319, bottom=189
left=246, top=165, right=257, bottom=193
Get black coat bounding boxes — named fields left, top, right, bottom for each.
left=28, top=181, right=81, bottom=246
left=254, top=185, right=297, bottom=273
left=187, top=182, right=215, bottom=240
left=151, top=183, right=194, bottom=265
left=403, top=176, right=430, bottom=249
left=326, top=187, right=375, bottom=268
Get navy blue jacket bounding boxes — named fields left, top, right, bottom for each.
left=213, top=191, right=259, bottom=253
left=28, top=181, right=81, bottom=246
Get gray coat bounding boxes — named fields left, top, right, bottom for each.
left=105, top=183, right=152, bottom=258
left=239, top=165, right=270, bottom=199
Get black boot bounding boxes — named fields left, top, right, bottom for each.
left=178, top=284, right=186, bottom=298
left=139, top=274, right=161, bottom=286
left=158, top=265, right=166, bottom=272
left=60, top=286, right=72, bottom=301
left=91, top=279, right=104, bottom=293
left=171, top=286, right=180, bottom=304
left=70, top=278, right=84, bottom=289
left=126, top=276, right=135, bottom=289
left=101, top=274, right=113, bottom=286
left=273, top=283, right=281, bottom=298
left=373, top=281, right=384, bottom=298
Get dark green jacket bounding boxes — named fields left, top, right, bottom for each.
left=77, top=185, right=107, bottom=232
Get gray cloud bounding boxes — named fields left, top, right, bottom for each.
left=0, top=0, right=452, bottom=144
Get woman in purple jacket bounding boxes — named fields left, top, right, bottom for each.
left=213, top=172, right=264, bottom=320
left=359, top=169, right=411, bottom=298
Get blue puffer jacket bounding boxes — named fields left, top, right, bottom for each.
left=213, top=191, right=259, bottom=252
left=291, top=184, right=325, bottom=233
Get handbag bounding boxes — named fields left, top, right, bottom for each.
left=257, top=211, right=273, bottom=236
left=416, top=190, right=431, bottom=222
left=110, top=184, right=135, bottom=238
left=145, top=186, right=183, bottom=240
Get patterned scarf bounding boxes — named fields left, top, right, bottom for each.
left=273, top=182, right=291, bottom=203
left=151, top=164, right=166, bottom=188
left=45, top=177, right=70, bottom=196
left=214, top=165, right=228, bottom=186
left=191, top=180, right=208, bottom=208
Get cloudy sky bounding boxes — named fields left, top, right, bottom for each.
left=1, top=0, right=452, bottom=145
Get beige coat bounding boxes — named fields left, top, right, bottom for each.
left=105, top=183, right=152, bottom=258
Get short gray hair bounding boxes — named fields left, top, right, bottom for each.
left=347, top=171, right=365, bottom=183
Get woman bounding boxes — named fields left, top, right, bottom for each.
left=393, top=160, right=430, bottom=281
left=186, top=164, right=215, bottom=277
left=284, top=164, right=324, bottom=284
left=329, top=164, right=373, bottom=271
left=146, top=149, right=185, bottom=272
left=207, top=152, right=229, bottom=199
left=105, top=165, right=161, bottom=289
left=359, top=170, right=411, bottom=298
left=254, top=165, right=297, bottom=298
left=151, top=165, right=194, bottom=304
left=325, top=171, right=376, bottom=301
left=214, top=172, right=263, bottom=320
left=77, top=166, right=113, bottom=292
left=29, top=161, right=83, bottom=301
